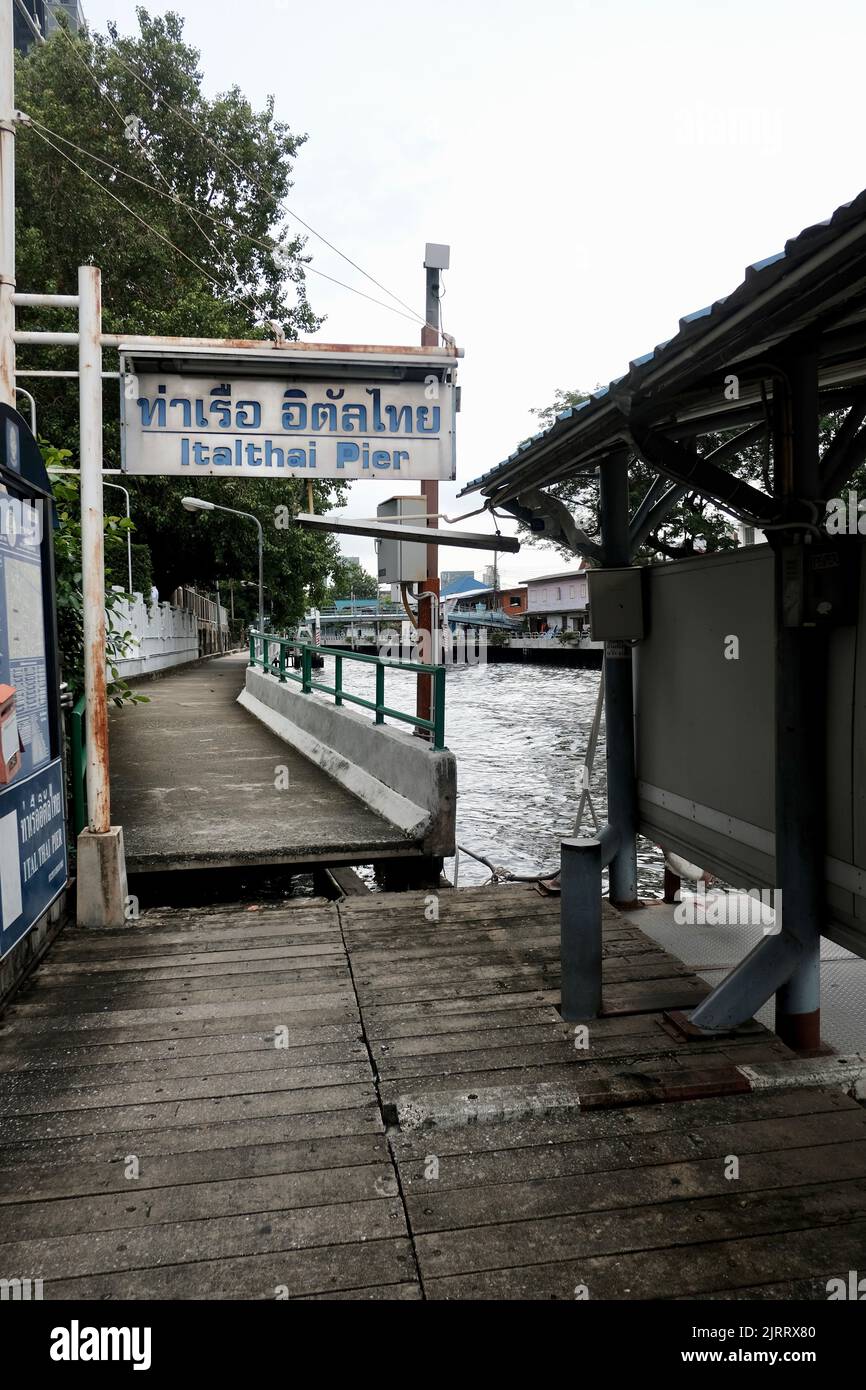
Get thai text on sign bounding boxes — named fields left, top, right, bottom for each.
left=121, top=374, right=456, bottom=480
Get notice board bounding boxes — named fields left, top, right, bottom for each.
left=0, top=405, right=67, bottom=959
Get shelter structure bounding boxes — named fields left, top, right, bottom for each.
left=462, top=188, right=866, bottom=1050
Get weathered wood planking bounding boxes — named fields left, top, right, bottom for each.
left=0, top=899, right=419, bottom=1300
left=1, top=881, right=865, bottom=1301
left=340, top=882, right=866, bottom=1300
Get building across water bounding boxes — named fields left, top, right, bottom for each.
left=525, top=566, right=589, bottom=634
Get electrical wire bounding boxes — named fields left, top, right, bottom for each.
left=54, top=20, right=441, bottom=338
left=46, top=28, right=273, bottom=323
left=22, top=117, right=439, bottom=333
left=25, top=125, right=248, bottom=312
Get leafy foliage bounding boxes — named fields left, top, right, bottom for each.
left=46, top=446, right=146, bottom=706
left=16, top=8, right=346, bottom=630
left=326, top=558, right=379, bottom=602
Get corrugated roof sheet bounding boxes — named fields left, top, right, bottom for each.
left=461, top=187, right=866, bottom=496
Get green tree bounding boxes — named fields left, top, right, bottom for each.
left=15, top=8, right=344, bottom=628
left=327, top=558, right=379, bottom=602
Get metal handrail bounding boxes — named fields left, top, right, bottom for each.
left=249, top=631, right=447, bottom=750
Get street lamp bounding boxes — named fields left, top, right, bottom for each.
left=103, top=482, right=132, bottom=596
left=180, top=497, right=264, bottom=636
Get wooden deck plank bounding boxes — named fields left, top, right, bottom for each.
left=0, top=1106, right=384, bottom=1170
left=2, top=880, right=864, bottom=1301
left=41, top=1237, right=418, bottom=1300
left=424, top=1222, right=866, bottom=1300
left=0, top=1133, right=390, bottom=1204
left=0, top=1196, right=408, bottom=1281
left=3, top=1163, right=400, bottom=1241
left=412, top=1180, right=866, bottom=1281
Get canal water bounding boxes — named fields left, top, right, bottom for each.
left=327, top=655, right=665, bottom=893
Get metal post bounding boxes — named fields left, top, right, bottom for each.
left=0, top=0, right=16, bottom=407
left=417, top=245, right=443, bottom=736
left=79, top=265, right=110, bottom=833
left=560, top=837, right=603, bottom=1021
left=773, top=351, right=823, bottom=1051
left=599, top=450, right=639, bottom=906
left=256, top=518, right=264, bottom=636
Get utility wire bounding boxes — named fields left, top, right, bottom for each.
left=23, top=116, right=431, bottom=330
left=54, top=21, right=440, bottom=337
left=48, top=23, right=270, bottom=323
left=26, top=125, right=247, bottom=311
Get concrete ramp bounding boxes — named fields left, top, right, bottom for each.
left=109, top=656, right=418, bottom=873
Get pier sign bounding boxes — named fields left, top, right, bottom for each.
left=121, top=372, right=457, bottom=481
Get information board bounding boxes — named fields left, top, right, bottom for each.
left=0, top=406, right=67, bottom=958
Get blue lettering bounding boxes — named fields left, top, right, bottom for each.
left=138, top=397, right=166, bottom=428
left=337, top=442, right=360, bottom=469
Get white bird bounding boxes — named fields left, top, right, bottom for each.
left=663, top=850, right=713, bottom=884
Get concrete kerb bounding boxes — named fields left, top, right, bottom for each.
left=239, top=665, right=456, bottom=857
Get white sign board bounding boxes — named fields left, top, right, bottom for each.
left=121, top=372, right=456, bottom=480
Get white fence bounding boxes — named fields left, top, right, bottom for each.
left=108, top=591, right=215, bottom=678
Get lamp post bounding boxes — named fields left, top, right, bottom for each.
left=103, top=481, right=132, bottom=595
left=180, top=497, right=264, bottom=636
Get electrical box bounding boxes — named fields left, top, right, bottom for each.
left=587, top=567, right=645, bottom=640
left=424, top=243, right=450, bottom=270
left=781, top=540, right=859, bottom=628
left=376, top=496, right=428, bottom=584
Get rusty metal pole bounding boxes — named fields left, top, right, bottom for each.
left=79, top=265, right=110, bottom=832
left=76, top=264, right=127, bottom=927
left=416, top=247, right=443, bottom=733
left=0, top=0, right=16, bottom=408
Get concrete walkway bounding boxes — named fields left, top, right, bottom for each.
left=109, top=655, right=414, bottom=873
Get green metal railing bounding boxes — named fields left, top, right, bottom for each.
left=71, top=694, right=87, bottom=836
left=249, top=631, right=447, bottom=750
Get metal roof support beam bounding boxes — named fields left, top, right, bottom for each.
left=819, top=385, right=866, bottom=497
left=500, top=487, right=605, bottom=564
left=629, top=479, right=687, bottom=558
left=627, top=422, right=776, bottom=526
left=629, top=422, right=768, bottom=552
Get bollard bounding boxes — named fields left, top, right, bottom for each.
left=560, top=836, right=603, bottom=1021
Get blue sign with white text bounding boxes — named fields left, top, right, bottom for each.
left=0, top=758, right=67, bottom=958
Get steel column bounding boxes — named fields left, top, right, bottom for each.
left=599, top=451, right=639, bottom=906
left=773, top=350, right=824, bottom=1051
left=417, top=253, right=441, bottom=736
left=560, top=836, right=602, bottom=1021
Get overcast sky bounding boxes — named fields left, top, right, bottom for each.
left=84, top=0, right=865, bottom=586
